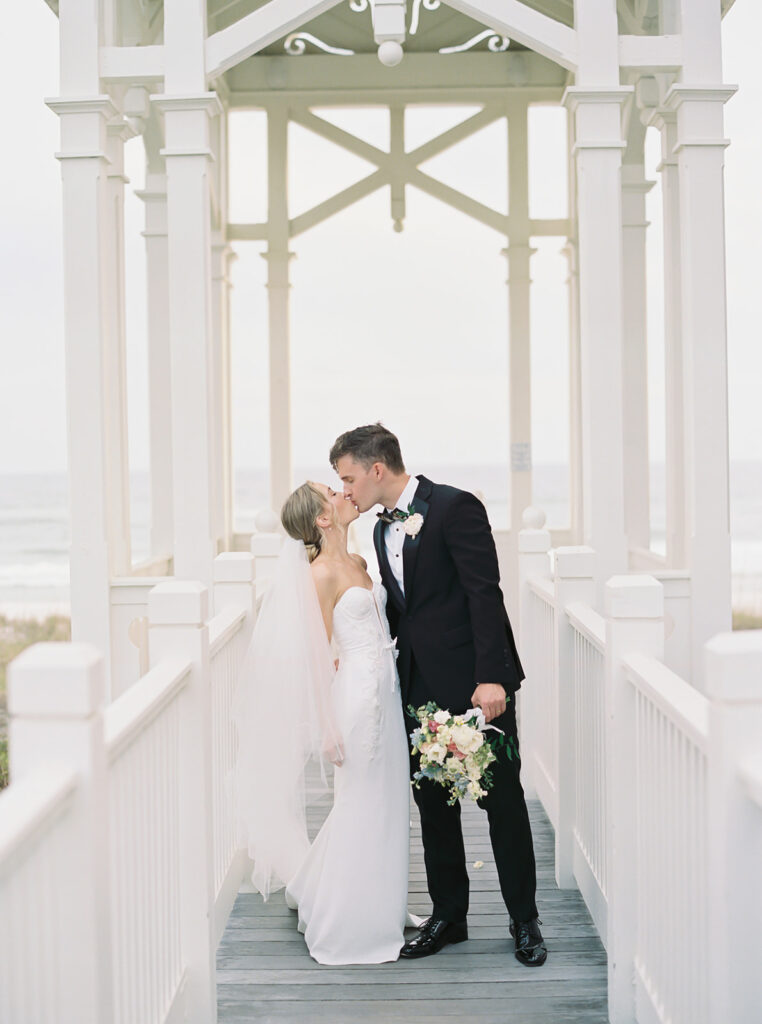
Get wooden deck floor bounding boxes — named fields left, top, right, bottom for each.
left=217, top=793, right=608, bottom=1023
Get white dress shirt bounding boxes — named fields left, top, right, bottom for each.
left=383, top=475, right=419, bottom=595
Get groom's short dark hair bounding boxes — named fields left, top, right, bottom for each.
left=330, top=424, right=405, bottom=474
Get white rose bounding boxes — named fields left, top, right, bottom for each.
left=427, top=742, right=447, bottom=765
left=404, top=513, right=424, bottom=537
left=450, top=724, right=475, bottom=753
left=433, top=710, right=450, bottom=725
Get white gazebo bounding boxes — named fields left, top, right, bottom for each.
left=4, top=4, right=760, bottom=1024
left=44, top=0, right=735, bottom=697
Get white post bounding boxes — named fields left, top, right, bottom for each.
left=137, top=117, right=174, bottom=561
left=664, top=18, right=735, bottom=682
left=148, top=581, right=216, bottom=1024
left=213, top=552, right=255, bottom=622
left=650, top=105, right=687, bottom=570
left=553, top=546, right=596, bottom=888
left=104, top=114, right=134, bottom=576
left=704, top=631, right=762, bottom=1024
left=604, top=575, right=664, bottom=1024
left=8, top=643, right=113, bottom=1023
left=265, top=101, right=294, bottom=514
left=621, top=135, right=654, bottom=557
left=565, top=0, right=630, bottom=599
left=250, top=510, right=283, bottom=604
left=46, top=93, right=118, bottom=692
left=211, top=233, right=236, bottom=555
left=504, top=98, right=535, bottom=625
left=516, top=507, right=552, bottom=799
left=156, top=0, right=220, bottom=592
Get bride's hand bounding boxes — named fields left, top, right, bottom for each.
left=323, top=738, right=345, bottom=767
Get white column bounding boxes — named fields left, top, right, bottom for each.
left=604, top=575, right=664, bottom=1024
left=621, top=155, right=654, bottom=556
left=704, top=631, right=762, bottom=1024
left=563, top=103, right=584, bottom=547
left=8, top=644, right=113, bottom=1023
left=104, top=116, right=134, bottom=576
left=46, top=95, right=118, bottom=689
left=504, top=99, right=535, bottom=620
left=136, top=120, right=174, bottom=560
left=211, top=234, right=236, bottom=554
left=265, top=102, right=294, bottom=514
left=152, top=90, right=221, bottom=590
left=650, top=106, right=686, bottom=569
left=665, top=82, right=735, bottom=685
left=148, top=581, right=216, bottom=1023
left=563, top=85, right=631, bottom=598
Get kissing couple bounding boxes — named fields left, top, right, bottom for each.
left=233, top=423, right=547, bottom=967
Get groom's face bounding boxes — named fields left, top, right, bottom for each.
left=336, top=456, right=383, bottom=514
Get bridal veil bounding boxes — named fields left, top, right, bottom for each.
left=232, top=537, right=342, bottom=898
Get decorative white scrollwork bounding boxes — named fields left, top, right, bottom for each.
left=348, top=0, right=369, bottom=11
left=284, top=32, right=355, bottom=56
left=410, top=0, right=441, bottom=35
left=439, top=30, right=510, bottom=55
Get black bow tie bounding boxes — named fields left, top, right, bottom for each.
left=377, top=508, right=411, bottom=526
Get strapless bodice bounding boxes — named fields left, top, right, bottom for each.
left=332, top=583, right=397, bottom=666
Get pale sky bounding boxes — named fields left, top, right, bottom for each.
left=1, top=2, right=760, bottom=484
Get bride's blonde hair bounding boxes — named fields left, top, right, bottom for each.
left=281, top=482, right=335, bottom=563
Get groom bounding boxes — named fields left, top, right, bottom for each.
left=330, top=424, right=547, bottom=966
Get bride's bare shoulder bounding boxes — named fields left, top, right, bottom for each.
left=349, top=553, right=367, bottom=570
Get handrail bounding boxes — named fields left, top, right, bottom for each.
left=566, top=600, right=606, bottom=652
left=0, top=764, right=78, bottom=875
left=527, top=575, right=555, bottom=604
left=209, top=605, right=247, bottom=656
left=104, top=657, right=192, bottom=761
left=623, top=652, right=709, bottom=752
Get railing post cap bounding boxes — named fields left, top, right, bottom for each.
left=254, top=508, right=279, bottom=533
left=554, top=545, right=595, bottom=579
left=8, top=642, right=104, bottom=718
left=148, top=580, right=208, bottom=625
left=213, top=551, right=254, bottom=583
left=522, top=505, right=546, bottom=529
left=705, top=630, right=762, bottom=703
left=605, top=574, right=664, bottom=619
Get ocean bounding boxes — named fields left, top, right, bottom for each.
left=1, top=463, right=760, bottom=618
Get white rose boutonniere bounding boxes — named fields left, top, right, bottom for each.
left=404, top=512, right=424, bottom=537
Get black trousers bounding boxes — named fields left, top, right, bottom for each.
left=405, top=662, right=538, bottom=925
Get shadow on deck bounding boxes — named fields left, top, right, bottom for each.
left=217, top=796, right=608, bottom=1023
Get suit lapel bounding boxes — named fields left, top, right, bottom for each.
left=374, top=516, right=406, bottom=613
left=401, top=476, right=432, bottom=605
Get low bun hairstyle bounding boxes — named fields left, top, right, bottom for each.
left=281, top=482, right=332, bottom=563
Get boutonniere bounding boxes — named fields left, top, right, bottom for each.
left=403, top=505, right=424, bottom=538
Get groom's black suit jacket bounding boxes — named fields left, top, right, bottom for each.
left=373, top=475, right=524, bottom=713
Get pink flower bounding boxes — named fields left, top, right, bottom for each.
left=429, top=720, right=439, bottom=732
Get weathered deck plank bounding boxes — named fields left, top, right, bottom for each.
left=217, top=796, right=608, bottom=1023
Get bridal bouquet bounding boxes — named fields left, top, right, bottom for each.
left=408, top=702, right=512, bottom=806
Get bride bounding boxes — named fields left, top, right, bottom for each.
left=233, top=481, right=412, bottom=965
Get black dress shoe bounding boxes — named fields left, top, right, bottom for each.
left=400, top=917, right=468, bottom=959
left=509, top=916, right=548, bottom=966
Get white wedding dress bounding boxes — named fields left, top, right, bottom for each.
left=284, top=582, right=412, bottom=965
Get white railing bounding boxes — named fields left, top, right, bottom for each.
left=567, top=599, right=608, bottom=938
left=0, top=530, right=283, bottom=1024
left=625, top=654, right=709, bottom=1024
left=526, top=576, right=558, bottom=826
left=517, top=513, right=762, bottom=1024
